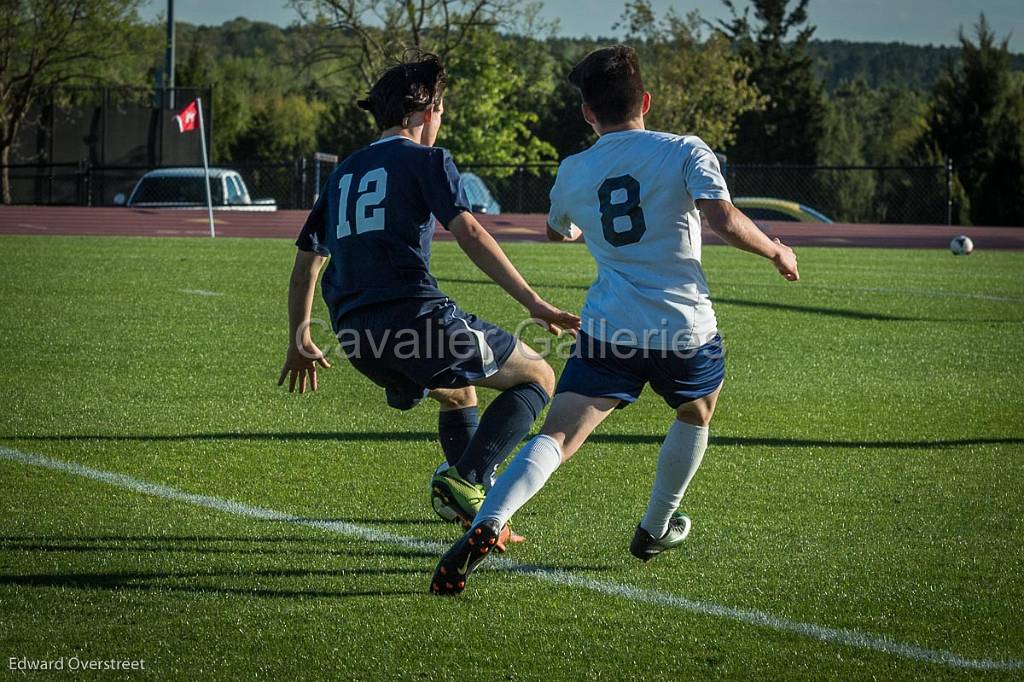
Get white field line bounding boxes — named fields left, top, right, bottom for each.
left=1, top=445, right=1021, bottom=672
left=178, top=288, right=224, bottom=297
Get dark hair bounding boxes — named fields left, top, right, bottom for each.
left=357, top=52, right=447, bottom=130
left=568, top=45, right=644, bottom=126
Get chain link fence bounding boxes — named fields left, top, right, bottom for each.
left=2, top=85, right=952, bottom=223
left=3, top=159, right=952, bottom=224
left=1, top=160, right=315, bottom=209
left=724, top=164, right=950, bottom=224
left=11, top=86, right=213, bottom=169
left=458, top=163, right=558, bottom=214
left=455, top=162, right=951, bottom=224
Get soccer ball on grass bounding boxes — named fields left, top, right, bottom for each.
left=950, top=235, right=974, bottom=256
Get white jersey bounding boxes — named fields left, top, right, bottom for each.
left=547, top=129, right=730, bottom=350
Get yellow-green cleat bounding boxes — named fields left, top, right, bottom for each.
left=430, top=466, right=485, bottom=528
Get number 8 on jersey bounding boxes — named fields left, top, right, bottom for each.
left=598, top=174, right=646, bottom=247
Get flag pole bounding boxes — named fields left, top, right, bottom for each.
left=196, top=97, right=215, bottom=238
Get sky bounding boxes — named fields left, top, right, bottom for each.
left=140, top=0, right=1024, bottom=51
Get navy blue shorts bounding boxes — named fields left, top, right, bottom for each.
left=556, top=332, right=725, bottom=409
left=336, top=297, right=517, bottom=411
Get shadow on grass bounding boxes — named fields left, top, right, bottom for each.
left=0, top=534, right=438, bottom=559
left=604, top=434, right=1024, bottom=449
left=0, top=535, right=435, bottom=598
left=321, top=517, right=442, bottom=527
left=714, top=297, right=921, bottom=321
left=0, top=535, right=616, bottom=575
left=6, top=432, right=1021, bottom=450
left=437, top=276, right=1019, bottom=323
left=0, top=532, right=617, bottom=600
left=0, top=566, right=424, bottom=599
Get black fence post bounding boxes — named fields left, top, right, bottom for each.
left=300, top=156, right=308, bottom=208
left=47, top=92, right=55, bottom=204
left=77, top=160, right=86, bottom=206
left=945, top=157, right=953, bottom=226
left=516, top=166, right=524, bottom=213
left=158, top=92, right=165, bottom=167
left=100, top=87, right=109, bottom=206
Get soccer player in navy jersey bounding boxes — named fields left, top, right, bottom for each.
left=278, top=53, right=579, bottom=546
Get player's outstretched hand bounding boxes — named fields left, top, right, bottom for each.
left=528, top=300, right=581, bottom=337
left=278, top=342, right=332, bottom=394
left=771, top=238, right=800, bottom=281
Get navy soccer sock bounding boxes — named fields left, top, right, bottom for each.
left=437, top=406, right=479, bottom=466
left=454, top=383, right=550, bottom=489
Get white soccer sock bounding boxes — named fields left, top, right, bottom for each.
left=474, top=434, right=562, bottom=528
left=640, top=420, right=709, bottom=539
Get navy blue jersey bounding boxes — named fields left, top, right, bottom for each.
left=296, top=136, right=470, bottom=321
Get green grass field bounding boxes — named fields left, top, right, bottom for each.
left=1, top=235, right=1022, bottom=680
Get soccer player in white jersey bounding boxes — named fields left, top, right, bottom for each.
left=430, top=45, right=799, bottom=594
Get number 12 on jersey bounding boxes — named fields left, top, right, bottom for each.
left=337, top=167, right=388, bottom=238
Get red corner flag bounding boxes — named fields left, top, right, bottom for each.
left=174, top=100, right=199, bottom=133
left=174, top=96, right=215, bottom=238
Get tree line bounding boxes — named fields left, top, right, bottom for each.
left=2, top=0, right=1022, bottom=224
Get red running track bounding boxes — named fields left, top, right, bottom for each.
left=1, top=206, right=1022, bottom=249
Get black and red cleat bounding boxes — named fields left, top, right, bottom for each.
left=430, top=519, right=503, bottom=596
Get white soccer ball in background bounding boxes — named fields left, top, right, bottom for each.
left=950, top=235, right=974, bottom=255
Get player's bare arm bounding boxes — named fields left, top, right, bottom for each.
left=278, top=249, right=332, bottom=393
left=449, top=212, right=581, bottom=335
left=697, top=198, right=800, bottom=281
